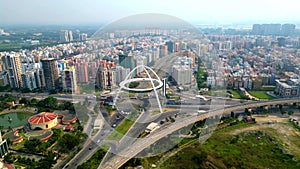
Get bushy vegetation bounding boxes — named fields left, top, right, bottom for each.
left=77, top=148, right=107, bottom=169
left=140, top=123, right=299, bottom=169
left=0, top=94, right=16, bottom=111
left=196, top=59, right=208, bottom=89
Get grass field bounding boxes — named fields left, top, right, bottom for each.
left=227, top=89, right=244, bottom=99
left=248, top=91, right=276, bottom=99
left=77, top=148, right=107, bottom=169
left=106, top=113, right=138, bottom=141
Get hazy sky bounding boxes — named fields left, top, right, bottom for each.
left=0, top=0, right=299, bottom=25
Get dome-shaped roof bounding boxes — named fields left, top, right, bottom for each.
left=29, top=112, right=57, bottom=124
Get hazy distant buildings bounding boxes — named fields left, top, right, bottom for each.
left=69, top=31, right=73, bottom=42
left=166, top=41, right=174, bottom=53
left=252, top=24, right=296, bottom=36
left=282, top=24, right=296, bottom=36
left=2, top=53, right=23, bottom=88
left=79, top=33, right=88, bottom=41
left=60, top=30, right=73, bottom=42
left=41, top=58, right=59, bottom=90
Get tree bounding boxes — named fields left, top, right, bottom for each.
left=4, top=152, right=15, bottom=163
left=19, top=97, right=30, bottom=105
left=281, top=110, right=286, bottom=116
left=30, top=98, right=38, bottom=105
left=58, top=133, right=80, bottom=151
left=288, top=111, right=294, bottom=116
left=24, top=139, right=42, bottom=152
left=37, top=96, right=58, bottom=110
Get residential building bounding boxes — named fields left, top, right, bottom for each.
left=2, top=53, right=22, bottom=88
left=275, top=79, right=300, bottom=97
left=62, top=66, right=77, bottom=93
left=96, top=61, right=116, bottom=89
left=41, top=58, right=59, bottom=90
left=22, top=71, right=37, bottom=90
left=115, top=65, right=130, bottom=85
left=172, top=65, right=192, bottom=86
left=75, top=60, right=89, bottom=83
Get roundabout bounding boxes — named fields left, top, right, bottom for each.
left=114, top=64, right=164, bottom=114
left=119, top=78, right=163, bottom=92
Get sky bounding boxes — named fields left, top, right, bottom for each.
left=0, top=0, right=299, bottom=25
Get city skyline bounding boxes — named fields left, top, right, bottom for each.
left=0, top=0, right=300, bottom=26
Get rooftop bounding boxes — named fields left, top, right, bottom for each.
left=29, top=112, right=57, bottom=124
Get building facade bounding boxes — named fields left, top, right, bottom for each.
left=62, top=66, right=78, bottom=93
left=172, top=65, right=192, bottom=86
left=41, top=58, right=59, bottom=90
left=2, top=53, right=22, bottom=88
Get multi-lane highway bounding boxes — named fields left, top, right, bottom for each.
left=99, top=98, right=300, bottom=168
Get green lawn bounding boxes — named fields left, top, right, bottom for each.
left=77, top=148, right=107, bottom=169
left=227, top=89, right=244, bottom=99
left=248, top=91, right=276, bottom=99
left=106, top=114, right=138, bottom=141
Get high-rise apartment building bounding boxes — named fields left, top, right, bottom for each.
left=252, top=24, right=296, bottom=36
left=2, top=53, right=23, bottom=88
left=69, top=30, right=73, bottom=42
left=115, top=65, right=130, bottom=85
left=282, top=24, right=296, bottom=36
left=60, top=30, right=69, bottom=42
left=22, top=70, right=37, bottom=90
left=96, top=61, right=115, bottom=89
left=62, top=66, right=77, bottom=93
left=41, top=58, right=59, bottom=90
left=172, top=65, right=192, bottom=86
left=75, top=60, right=89, bottom=83
left=34, top=68, right=45, bottom=88
left=79, top=33, right=88, bottom=41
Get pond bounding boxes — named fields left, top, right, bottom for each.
left=0, top=112, right=33, bottom=129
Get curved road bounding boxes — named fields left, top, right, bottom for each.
left=100, top=97, right=300, bottom=168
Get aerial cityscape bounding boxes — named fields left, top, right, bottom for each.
left=1, top=1, right=300, bottom=169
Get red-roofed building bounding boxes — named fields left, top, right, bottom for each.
left=63, top=125, right=73, bottom=132
left=28, top=112, right=58, bottom=130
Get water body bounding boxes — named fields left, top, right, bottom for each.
left=0, top=112, right=33, bottom=129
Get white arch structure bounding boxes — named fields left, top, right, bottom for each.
left=113, top=65, right=164, bottom=114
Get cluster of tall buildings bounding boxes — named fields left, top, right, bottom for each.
left=60, top=30, right=88, bottom=42
left=252, top=24, right=296, bottom=36
left=60, top=30, right=73, bottom=42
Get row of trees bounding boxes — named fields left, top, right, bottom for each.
left=19, top=96, right=75, bottom=113
left=4, top=152, right=58, bottom=169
